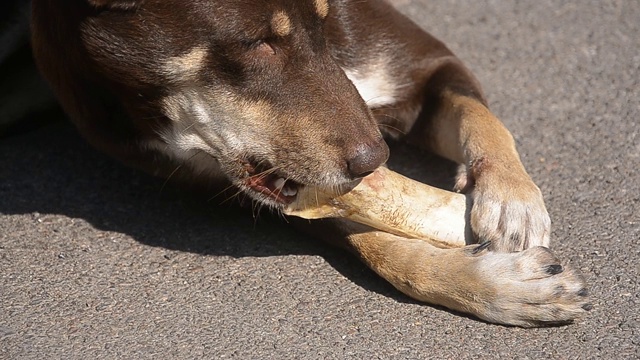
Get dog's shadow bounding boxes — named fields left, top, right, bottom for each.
left=1, top=118, right=459, bottom=303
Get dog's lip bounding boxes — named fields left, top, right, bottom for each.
left=241, top=160, right=302, bottom=204
left=244, top=172, right=301, bottom=204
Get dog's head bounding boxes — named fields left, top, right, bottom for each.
left=32, top=0, right=389, bottom=207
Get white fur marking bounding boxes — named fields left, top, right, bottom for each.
left=155, top=90, right=258, bottom=177
left=151, top=92, right=228, bottom=176
left=343, top=60, right=398, bottom=108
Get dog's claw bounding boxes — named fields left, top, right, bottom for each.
left=581, top=303, right=593, bottom=311
left=545, top=264, right=564, bottom=275
left=469, top=241, right=492, bottom=255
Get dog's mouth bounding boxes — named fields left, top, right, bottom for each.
left=241, top=161, right=303, bottom=205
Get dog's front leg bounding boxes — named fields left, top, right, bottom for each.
left=395, top=60, right=551, bottom=252
left=297, top=218, right=589, bottom=327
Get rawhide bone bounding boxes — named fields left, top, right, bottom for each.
left=284, top=167, right=471, bottom=249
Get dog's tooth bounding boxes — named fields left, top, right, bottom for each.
left=274, top=178, right=286, bottom=190
left=282, top=186, right=298, bottom=197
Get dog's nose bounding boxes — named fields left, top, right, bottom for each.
left=346, top=137, right=389, bottom=179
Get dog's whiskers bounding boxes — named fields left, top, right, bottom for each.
left=252, top=164, right=284, bottom=181
left=160, top=164, right=183, bottom=194
left=217, top=188, right=244, bottom=206
left=251, top=199, right=270, bottom=225
left=208, top=182, right=239, bottom=203
left=181, top=121, right=197, bottom=134
left=159, top=149, right=204, bottom=194
left=377, top=122, right=407, bottom=135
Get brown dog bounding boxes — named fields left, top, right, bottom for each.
left=31, top=0, right=590, bottom=326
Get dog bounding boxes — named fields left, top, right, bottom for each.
left=30, top=0, right=591, bottom=327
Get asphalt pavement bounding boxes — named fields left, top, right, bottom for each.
left=1, top=1, right=638, bottom=359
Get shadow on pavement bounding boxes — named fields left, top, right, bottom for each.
left=0, top=119, right=458, bottom=303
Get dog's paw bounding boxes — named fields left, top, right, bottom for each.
left=455, top=159, right=551, bottom=252
left=468, top=244, right=592, bottom=327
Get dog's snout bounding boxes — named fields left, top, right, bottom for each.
left=346, top=138, right=389, bottom=179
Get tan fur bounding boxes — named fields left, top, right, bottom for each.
left=429, top=89, right=519, bottom=166
left=313, top=0, right=329, bottom=19
left=162, top=47, right=208, bottom=82
left=271, top=11, right=292, bottom=37
left=338, top=220, right=588, bottom=327
left=425, top=89, right=551, bottom=251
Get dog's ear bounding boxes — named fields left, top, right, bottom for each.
left=87, top=0, right=141, bottom=10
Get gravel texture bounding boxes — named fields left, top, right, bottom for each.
left=1, top=1, right=638, bottom=359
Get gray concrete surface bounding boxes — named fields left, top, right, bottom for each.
left=1, top=1, right=638, bottom=359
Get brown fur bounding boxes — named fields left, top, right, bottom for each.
left=31, top=0, right=590, bottom=326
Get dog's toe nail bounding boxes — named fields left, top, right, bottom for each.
left=470, top=241, right=491, bottom=254
left=544, top=264, right=563, bottom=275
left=581, top=303, right=593, bottom=311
